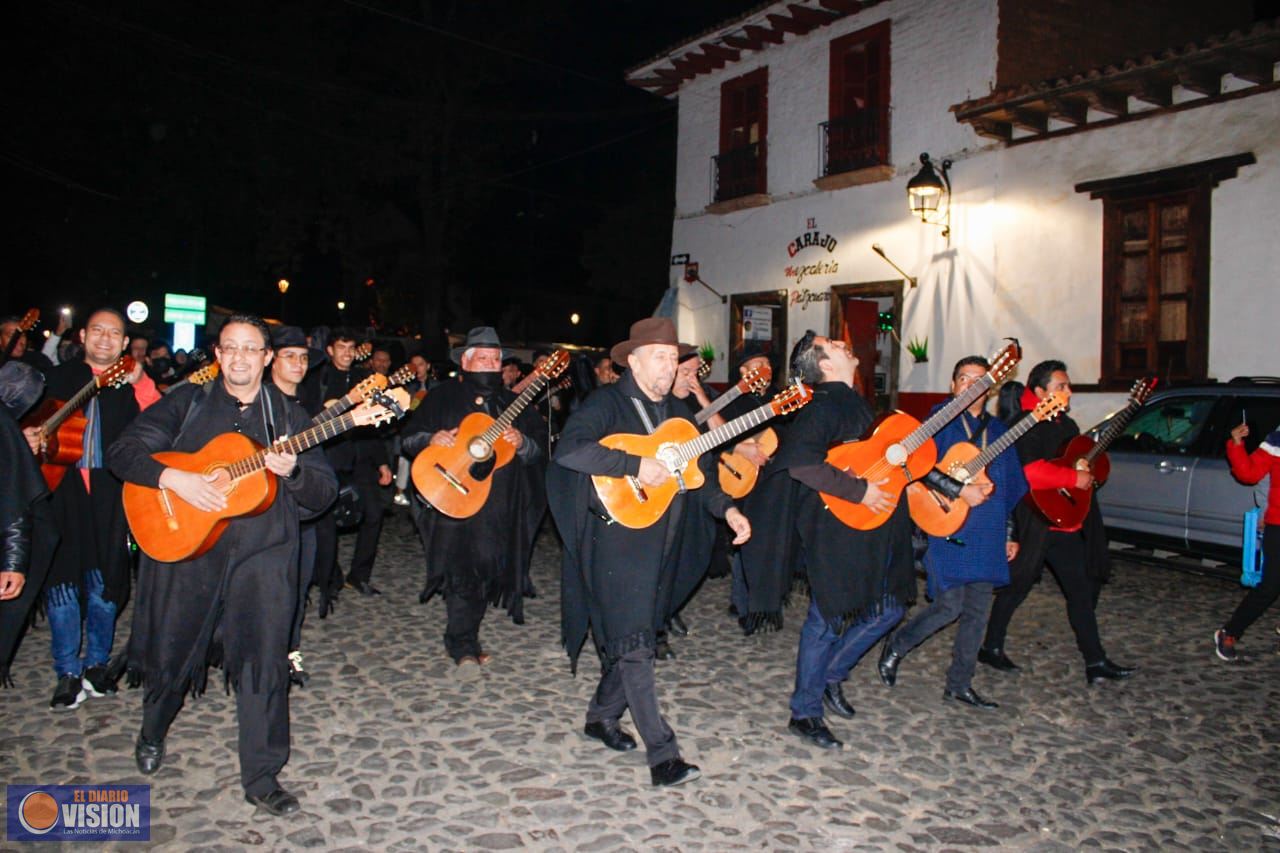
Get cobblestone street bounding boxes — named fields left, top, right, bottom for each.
left=3, top=511, right=1278, bottom=851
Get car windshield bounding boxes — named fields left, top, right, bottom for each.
left=1111, top=397, right=1217, bottom=454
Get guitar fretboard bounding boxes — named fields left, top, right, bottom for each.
left=903, top=373, right=998, bottom=454
left=225, top=410, right=364, bottom=480
left=958, top=411, right=1043, bottom=480
left=480, top=371, right=554, bottom=445
left=676, top=402, right=778, bottom=464
left=1084, top=399, right=1140, bottom=462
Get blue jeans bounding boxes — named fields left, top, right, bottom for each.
left=790, top=598, right=904, bottom=719
left=47, top=570, right=117, bottom=677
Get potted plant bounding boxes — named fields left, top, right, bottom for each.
left=906, top=336, right=929, bottom=364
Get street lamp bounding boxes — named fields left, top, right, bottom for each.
left=277, top=279, right=289, bottom=321
left=570, top=312, right=580, bottom=325
left=906, top=152, right=952, bottom=239
left=337, top=301, right=346, bottom=311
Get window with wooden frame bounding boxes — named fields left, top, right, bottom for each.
left=714, top=68, right=768, bottom=202
left=1079, top=154, right=1254, bottom=389
left=824, top=21, right=890, bottom=176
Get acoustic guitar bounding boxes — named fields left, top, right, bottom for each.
left=717, top=427, right=779, bottom=500
left=821, top=341, right=1022, bottom=531
left=1029, top=376, right=1157, bottom=529
left=693, top=363, right=771, bottom=425
left=124, top=388, right=409, bottom=562
left=160, top=362, right=219, bottom=395
left=1, top=308, right=39, bottom=363
left=317, top=364, right=414, bottom=424
left=411, top=351, right=569, bottom=518
left=592, top=382, right=814, bottom=529
left=22, top=356, right=136, bottom=490
left=907, top=392, right=1069, bottom=537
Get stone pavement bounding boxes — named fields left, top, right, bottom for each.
left=2, top=510, right=1278, bottom=851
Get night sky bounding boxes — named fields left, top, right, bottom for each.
left=4, top=0, right=760, bottom=355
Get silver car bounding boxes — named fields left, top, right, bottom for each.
left=1092, top=378, right=1279, bottom=564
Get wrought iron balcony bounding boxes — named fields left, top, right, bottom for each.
left=711, top=141, right=766, bottom=203
left=820, top=111, right=888, bottom=176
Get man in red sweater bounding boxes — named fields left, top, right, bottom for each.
left=978, top=360, right=1135, bottom=685
left=1214, top=421, right=1280, bottom=661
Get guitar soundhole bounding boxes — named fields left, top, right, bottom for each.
left=207, top=467, right=233, bottom=494
left=467, top=438, right=493, bottom=461
left=656, top=444, right=681, bottom=473
left=884, top=443, right=908, bottom=466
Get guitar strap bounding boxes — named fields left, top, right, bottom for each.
left=174, top=382, right=214, bottom=446
left=629, top=396, right=687, bottom=494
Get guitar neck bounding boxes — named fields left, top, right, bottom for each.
left=480, top=374, right=550, bottom=443
left=905, top=374, right=996, bottom=453
left=43, top=376, right=103, bottom=436
left=1084, top=400, right=1139, bottom=462
left=677, top=401, right=776, bottom=464
left=694, top=386, right=743, bottom=425
left=226, top=409, right=364, bottom=480
left=966, top=412, right=1041, bottom=475
left=314, top=394, right=356, bottom=425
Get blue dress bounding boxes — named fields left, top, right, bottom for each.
left=923, top=406, right=1028, bottom=596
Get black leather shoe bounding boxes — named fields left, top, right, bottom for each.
left=650, top=758, right=701, bottom=787
left=727, top=603, right=740, bottom=618
left=1086, top=658, right=1137, bottom=685
left=417, top=589, right=431, bottom=604
left=877, top=641, right=903, bottom=687
left=977, top=647, right=1020, bottom=672
left=943, top=686, right=999, bottom=710
left=669, top=614, right=689, bottom=637
left=655, top=638, right=676, bottom=660
left=352, top=581, right=381, bottom=596
left=788, top=717, right=842, bottom=749
left=822, top=683, right=856, bottom=719
left=583, top=721, right=637, bottom=752
left=134, top=732, right=165, bottom=775
left=244, top=787, right=300, bottom=816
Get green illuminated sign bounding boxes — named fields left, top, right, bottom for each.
left=164, top=293, right=206, bottom=325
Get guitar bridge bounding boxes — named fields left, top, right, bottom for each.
left=158, top=488, right=179, bottom=532
left=625, top=475, right=648, bottom=503
left=719, top=457, right=744, bottom=481
left=1056, top=488, right=1076, bottom=504
left=434, top=464, right=470, bottom=495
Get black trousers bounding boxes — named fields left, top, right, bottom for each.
left=444, top=590, right=487, bottom=662
left=142, top=678, right=290, bottom=798
left=1224, top=525, right=1280, bottom=639
left=985, top=530, right=1106, bottom=664
left=290, top=523, right=317, bottom=651
left=586, top=647, right=679, bottom=767
left=315, top=468, right=387, bottom=589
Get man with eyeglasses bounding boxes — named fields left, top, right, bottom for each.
left=108, top=313, right=336, bottom=816
left=315, top=329, right=392, bottom=598
left=22, top=307, right=158, bottom=711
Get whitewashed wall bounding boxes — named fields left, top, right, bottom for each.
left=663, top=0, right=1280, bottom=427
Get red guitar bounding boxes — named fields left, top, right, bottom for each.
left=22, top=356, right=137, bottom=490
left=1028, top=376, right=1158, bottom=528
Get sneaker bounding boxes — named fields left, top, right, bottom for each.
left=82, top=665, right=118, bottom=697
left=288, top=651, right=310, bottom=688
left=50, top=674, right=87, bottom=711
left=1214, top=629, right=1240, bottom=662
left=393, top=490, right=410, bottom=507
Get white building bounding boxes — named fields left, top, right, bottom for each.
left=627, top=0, right=1280, bottom=424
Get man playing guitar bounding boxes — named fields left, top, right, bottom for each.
left=107, top=313, right=336, bottom=816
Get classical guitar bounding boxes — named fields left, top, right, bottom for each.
left=1, top=308, right=39, bottom=364
left=352, top=343, right=373, bottom=362
left=317, top=364, right=414, bottom=424
left=717, top=426, right=778, bottom=500
left=593, top=382, right=814, bottom=529
left=1029, top=376, right=1157, bottom=528
left=160, top=363, right=219, bottom=395
left=821, top=341, right=1022, bottom=531
left=21, top=356, right=136, bottom=491
left=694, top=363, right=771, bottom=425
left=411, top=351, right=570, bottom=518
left=125, top=388, right=409, bottom=562
left=908, top=391, right=1069, bottom=537
left=512, top=370, right=571, bottom=396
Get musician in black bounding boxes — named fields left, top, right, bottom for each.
left=23, top=307, right=158, bottom=711
left=108, top=313, right=336, bottom=816
left=549, top=318, right=751, bottom=787
left=315, top=328, right=391, bottom=597
left=399, top=327, right=545, bottom=674
left=978, top=359, right=1135, bottom=684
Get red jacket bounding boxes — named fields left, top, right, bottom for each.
left=1227, top=435, right=1279, bottom=526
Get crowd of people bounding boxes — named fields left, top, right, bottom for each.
left=0, top=307, right=1275, bottom=815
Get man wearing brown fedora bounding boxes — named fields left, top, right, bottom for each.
left=548, top=317, right=751, bottom=787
